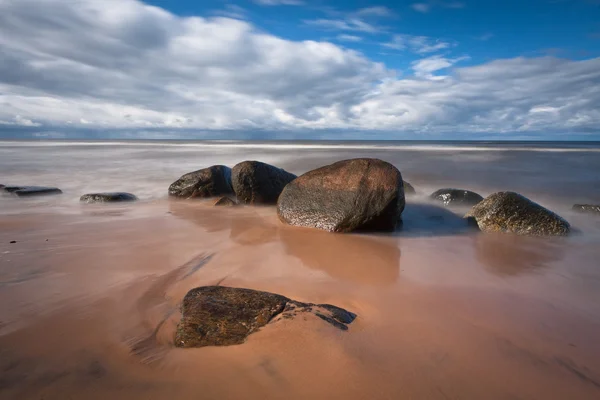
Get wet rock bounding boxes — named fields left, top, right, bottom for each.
left=214, top=196, right=237, bottom=207
left=465, top=191, right=570, bottom=236
left=231, top=161, right=296, bottom=205
left=168, top=165, right=233, bottom=199
left=2, top=186, right=62, bottom=197
left=430, top=188, right=483, bottom=207
left=80, top=192, right=138, bottom=203
left=277, top=158, right=405, bottom=233
left=10, top=241, right=16, bottom=244
left=403, top=181, right=416, bottom=196
left=572, top=204, right=600, bottom=215
left=174, top=286, right=356, bottom=348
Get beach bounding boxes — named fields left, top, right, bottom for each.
left=1, top=141, right=600, bottom=399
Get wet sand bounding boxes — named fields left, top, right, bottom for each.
left=1, top=201, right=600, bottom=399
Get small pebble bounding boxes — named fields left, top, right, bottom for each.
left=10, top=241, right=16, bottom=244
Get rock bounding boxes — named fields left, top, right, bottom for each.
left=10, top=241, right=16, bottom=244
left=572, top=204, right=600, bottom=215
left=168, top=165, right=233, bottom=199
left=231, top=161, right=296, bottom=205
left=174, top=286, right=356, bottom=348
left=465, top=191, right=570, bottom=236
left=277, top=158, right=405, bottom=233
left=404, top=181, right=416, bottom=195
left=80, top=192, right=138, bottom=203
left=430, top=188, right=483, bottom=207
left=3, top=186, right=62, bottom=197
left=214, top=196, right=237, bottom=207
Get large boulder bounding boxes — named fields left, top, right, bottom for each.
left=430, top=188, right=483, bottom=207
left=3, top=186, right=62, bottom=197
left=572, top=204, right=600, bottom=215
left=168, top=165, right=233, bottom=199
left=277, top=158, right=405, bottom=233
left=174, top=286, right=356, bottom=348
left=231, top=161, right=296, bottom=205
left=403, top=181, right=416, bottom=196
left=465, top=192, right=570, bottom=236
left=80, top=192, right=138, bottom=203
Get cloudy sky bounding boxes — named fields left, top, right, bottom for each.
left=1, top=0, right=600, bottom=139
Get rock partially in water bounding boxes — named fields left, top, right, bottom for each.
left=80, top=192, right=138, bottom=203
left=3, top=186, right=62, bottom=197
left=465, top=191, right=570, bottom=236
left=214, top=196, right=238, bottom=207
left=404, top=181, right=416, bottom=196
left=277, top=158, right=405, bottom=233
left=430, top=188, right=483, bottom=207
left=232, top=161, right=297, bottom=205
left=174, top=286, right=356, bottom=348
left=572, top=204, right=600, bottom=215
left=168, top=165, right=233, bottom=199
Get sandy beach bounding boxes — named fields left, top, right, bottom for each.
left=2, top=141, right=600, bottom=399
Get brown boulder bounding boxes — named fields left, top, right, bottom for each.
left=277, top=158, right=405, bottom=232
left=174, top=286, right=356, bottom=348
left=168, top=165, right=233, bottom=199
left=231, top=161, right=296, bottom=205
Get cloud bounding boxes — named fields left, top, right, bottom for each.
left=353, top=6, right=395, bottom=18
left=383, top=35, right=454, bottom=54
left=336, top=35, right=363, bottom=42
left=253, top=0, right=304, bottom=5
left=0, top=0, right=599, bottom=136
left=214, top=5, right=247, bottom=20
left=411, top=1, right=465, bottom=13
left=304, top=6, right=394, bottom=34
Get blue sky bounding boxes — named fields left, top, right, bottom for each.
left=1, top=0, right=600, bottom=139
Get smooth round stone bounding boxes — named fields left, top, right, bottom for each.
left=80, top=192, right=138, bottom=203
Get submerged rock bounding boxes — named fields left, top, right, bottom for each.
left=277, top=158, right=405, bottom=233
left=168, top=165, right=233, bottom=199
left=403, top=181, right=416, bottom=196
left=465, top=191, right=570, bottom=236
left=214, top=196, right=238, bottom=207
left=572, top=204, right=600, bottom=215
left=80, top=192, right=138, bottom=203
left=232, top=161, right=296, bottom=205
left=175, top=286, right=356, bottom=348
left=430, top=188, right=483, bottom=207
left=3, top=186, right=62, bottom=197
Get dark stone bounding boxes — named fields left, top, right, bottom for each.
left=465, top=191, right=570, bottom=236
left=10, top=241, right=16, bottom=244
left=277, top=158, right=405, bottom=233
left=231, top=161, right=297, bottom=205
left=2, top=186, right=62, bottom=197
left=572, top=204, right=600, bottom=215
left=80, top=192, right=138, bottom=203
left=168, top=165, right=233, bottom=199
left=404, top=181, right=416, bottom=195
left=430, top=188, right=484, bottom=207
left=174, top=286, right=356, bottom=348
left=214, top=196, right=238, bottom=207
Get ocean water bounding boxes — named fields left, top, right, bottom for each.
left=1, top=139, right=600, bottom=235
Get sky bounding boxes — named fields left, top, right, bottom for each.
left=1, top=0, right=600, bottom=140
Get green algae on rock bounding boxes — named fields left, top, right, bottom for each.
left=277, top=158, right=405, bottom=233
left=175, top=286, right=356, bottom=348
left=465, top=191, right=570, bottom=236
left=168, top=165, right=233, bottom=199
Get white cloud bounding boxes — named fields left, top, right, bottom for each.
left=383, top=35, right=454, bottom=54
left=304, top=18, right=381, bottom=33
left=214, top=5, right=247, bottom=20
left=354, top=6, right=395, bottom=18
left=0, top=0, right=599, bottom=136
left=411, top=3, right=431, bottom=13
left=411, top=1, right=465, bottom=13
left=336, top=35, right=363, bottom=42
left=253, top=0, right=304, bottom=5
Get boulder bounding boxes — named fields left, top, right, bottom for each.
left=80, top=192, right=138, bottom=203
left=403, top=181, right=416, bottom=196
left=231, top=161, right=296, bottom=205
left=465, top=191, right=570, bottom=236
left=572, top=204, right=600, bottom=215
left=214, top=196, right=237, bottom=207
left=174, top=286, right=356, bottom=348
left=3, top=186, right=62, bottom=197
left=277, top=158, right=405, bottom=232
left=430, top=188, right=483, bottom=207
left=168, top=165, right=233, bottom=199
